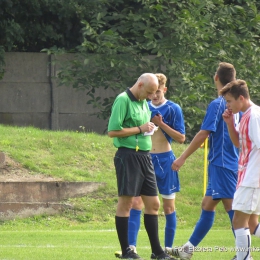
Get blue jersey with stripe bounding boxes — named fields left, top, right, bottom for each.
left=201, top=96, right=241, bottom=171
left=148, top=100, right=185, bottom=144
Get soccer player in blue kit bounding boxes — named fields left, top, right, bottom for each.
left=168, top=62, right=244, bottom=260
left=126, top=73, right=186, bottom=256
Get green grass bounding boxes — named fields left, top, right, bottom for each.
left=0, top=124, right=252, bottom=259
left=0, top=229, right=258, bottom=260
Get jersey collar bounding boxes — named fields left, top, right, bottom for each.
left=126, top=88, right=139, bottom=102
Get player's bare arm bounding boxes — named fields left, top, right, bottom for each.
left=172, top=130, right=210, bottom=171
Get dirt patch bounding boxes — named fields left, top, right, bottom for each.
left=0, top=153, right=62, bottom=182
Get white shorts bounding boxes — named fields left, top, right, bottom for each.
left=232, top=186, right=260, bottom=215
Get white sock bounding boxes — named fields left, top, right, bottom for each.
left=253, top=223, right=260, bottom=238
left=234, top=228, right=251, bottom=260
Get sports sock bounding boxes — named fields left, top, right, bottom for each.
left=164, top=211, right=177, bottom=247
left=115, top=216, right=129, bottom=256
left=227, top=210, right=235, bottom=237
left=189, top=209, right=215, bottom=246
left=144, top=214, right=164, bottom=256
left=128, top=208, right=142, bottom=247
left=235, top=228, right=251, bottom=260
left=253, top=223, right=260, bottom=238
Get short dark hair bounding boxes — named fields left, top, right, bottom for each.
left=220, top=79, right=249, bottom=99
left=216, top=62, right=236, bottom=86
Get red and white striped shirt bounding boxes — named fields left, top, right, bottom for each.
left=237, top=104, right=260, bottom=188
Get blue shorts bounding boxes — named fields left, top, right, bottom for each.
left=205, top=164, right=237, bottom=200
left=151, top=150, right=180, bottom=196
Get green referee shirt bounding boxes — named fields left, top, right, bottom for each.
left=108, top=88, right=152, bottom=150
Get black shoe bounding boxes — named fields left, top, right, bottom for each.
left=121, top=248, right=142, bottom=259
left=151, top=252, right=178, bottom=260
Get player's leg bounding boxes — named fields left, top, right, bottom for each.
left=249, top=188, right=260, bottom=237
left=233, top=210, right=251, bottom=260
left=166, top=164, right=219, bottom=259
left=166, top=196, right=218, bottom=259
left=250, top=215, right=260, bottom=237
left=142, top=195, right=177, bottom=259
left=222, top=198, right=235, bottom=235
left=128, top=196, right=143, bottom=251
left=116, top=195, right=135, bottom=256
left=114, top=148, right=144, bottom=259
left=142, top=195, right=162, bottom=253
left=141, top=152, right=177, bottom=260
left=152, top=151, right=179, bottom=249
left=162, top=196, right=176, bottom=248
left=184, top=164, right=220, bottom=248
left=219, top=167, right=237, bottom=235
left=232, top=186, right=260, bottom=260
left=188, top=196, right=218, bottom=246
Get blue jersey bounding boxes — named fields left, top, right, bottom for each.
left=201, top=96, right=240, bottom=171
left=148, top=100, right=185, bottom=144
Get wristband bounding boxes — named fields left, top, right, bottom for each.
left=137, top=126, right=142, bottom=134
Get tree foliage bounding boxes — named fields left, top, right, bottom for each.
left=1, top=0, right=260, bottom=139
left=0, top=0, right=105, bottom=76
left=0, top=0, right=105, bottom=52
left=54, top=0, right=260, bottom=139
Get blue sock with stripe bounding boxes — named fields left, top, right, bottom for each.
left=128, top=208, right=142, bottom=247
left=165, top=211, right=177, bottom=247
left=189, top=209, right=215, bottom=246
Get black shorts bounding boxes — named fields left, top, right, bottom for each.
left=114, top=148, right=158, bottom=197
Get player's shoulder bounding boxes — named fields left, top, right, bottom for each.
left=165, top=99, right=182, bottom=109
left=115, top=91, right=130, bottom=103
left=252, top=103, right=260, bottom=112
left=250, top=104, right=260, bottom=119
left=208, top=96, right=225, bottom=108
left=210, top=96, right=224, bottom=104
left=117, top=91, right=128, bottom=99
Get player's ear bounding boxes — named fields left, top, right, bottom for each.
left=138, top=81, right=143, bottom=89
left=238, top=95, right=244, bottom=102
left=164, top=87, right=167, bottom=93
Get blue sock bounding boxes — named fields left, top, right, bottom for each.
left=227, top=210, right=235, bottom=237
left=165, top=211, right=177, bottom=247
left=128, top=209, right=142, bottom=246
left=189, top=209, right=215, bottom=246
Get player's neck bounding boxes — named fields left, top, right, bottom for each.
left=152, top=98, right=166, bottom=106
left=129, top=86, right=140, bottom=101
left=217, top=84, right=224, bottom=96
left=242, top=99, right=253, bottom=112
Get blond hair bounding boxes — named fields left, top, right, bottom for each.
left=155, top=73, right=167, bottom=87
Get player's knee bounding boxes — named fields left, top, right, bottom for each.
left=131, top=197, right=143, bottom=210
left=163, top=204, right=175, bottom=214
left=147, top=199, right=160, bottom=213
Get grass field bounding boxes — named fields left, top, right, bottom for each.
left=0, top=229, right=258, bottom=260
left=0, top=125, right=258, bottom=259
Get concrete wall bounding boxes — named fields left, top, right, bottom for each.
left=0, top=52, right=114, bottom=134
left=0, top=181, right=106, bottom=220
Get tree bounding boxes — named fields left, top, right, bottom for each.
left=54, top=0, right=260, bottom=139
left=0, top=0, right=105, bottom=76
left=0, top=0, right=106, bottom=52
